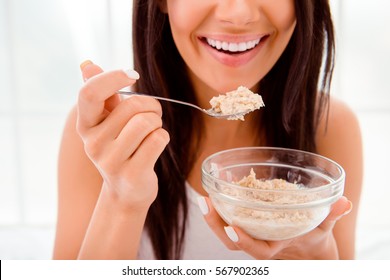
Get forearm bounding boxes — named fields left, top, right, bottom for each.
left=78, top=185, right=149, bottom=260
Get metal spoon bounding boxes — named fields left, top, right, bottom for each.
left=118, top=90, right=252, bottom=120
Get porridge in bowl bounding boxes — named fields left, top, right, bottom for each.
left=201, top=147, right=345, bottom=240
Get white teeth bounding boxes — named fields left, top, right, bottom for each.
left=222, top=41, right=229, bottom=50
left=215, top=40, right=222, bottom=50
left=228, top=43, right=238, bottom=52
left=206, top=38, right=261, bottom=53
left=238, top=42, right=247, bottom=51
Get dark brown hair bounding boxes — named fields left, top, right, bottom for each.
left=132, top=0, right=335, bottom=259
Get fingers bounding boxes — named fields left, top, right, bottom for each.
left=197, top=197, right=237, bottom=249
left=80, top=60, right=103, bottom=81
left=197, top=196, right=287, bottom=259
left=77, top=61, right=140, bottom=131
left=80, top=105, right=168, bottom=172
left=96, top=126, right=169, bottom=179
left=81, top=94, right=165, bottom=164
left=130, top=127, right=170, bottom=169
left=318, top=196, right=353, bottom=232
left=76, top=60, right=169, bottom=169
left=74, top=60, right=169, bottom=210
left=80, top=61, right=121, bottom=113
left=224, top=226, right=287, bottom=259
left=94, top=95, right=163, bottom=141
left=111, top=111, right=165, bottom=163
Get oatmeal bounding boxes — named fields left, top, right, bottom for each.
left=209, top=86, right=264, bottom=120
left=214, top=168, right=328, bottom=240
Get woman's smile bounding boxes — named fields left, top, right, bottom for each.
left=166, top=0, right=296, bottom=94
left=199, top=34, right=270, bottom=67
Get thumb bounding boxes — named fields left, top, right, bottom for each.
left=318, top=196, right=353, bottom=232
left=79, top=60, right=121, bottom=111
left=80, top=60, right=104, bottom=81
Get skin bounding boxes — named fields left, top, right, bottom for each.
left=53, top=0, right=363, bottom=259
left=165, top=0, right=296, bottom=107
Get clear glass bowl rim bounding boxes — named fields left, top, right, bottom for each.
left=201, top=146, right=345, bottom=209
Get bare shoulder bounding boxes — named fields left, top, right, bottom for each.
left=315, top=96, right=363, bottom=179
left=58, top=105, right=102, bottom=186
left=53, top=105, right=102, bottom=259
left=316, top=96, right=362, bottom=156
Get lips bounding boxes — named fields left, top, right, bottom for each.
left=205, top=38, right=261, bottom=53
left=200, top=34, right=269, bottom=67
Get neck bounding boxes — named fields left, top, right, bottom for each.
left=188, top=111, right=263, bottom=195
left=205, top=116, right=260, bottom=147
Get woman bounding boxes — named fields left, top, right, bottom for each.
left=53, top=0, right=363, bottom=259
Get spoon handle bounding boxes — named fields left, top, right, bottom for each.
left=117, top=90, right=204, bottom=112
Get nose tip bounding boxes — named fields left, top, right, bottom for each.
left=215, top=0, right=260, bottom=26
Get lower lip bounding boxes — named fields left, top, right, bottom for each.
left=200, top=37, right=268, bottom=68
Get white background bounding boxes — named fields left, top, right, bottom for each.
left=0, top=0, right=389, bottom=259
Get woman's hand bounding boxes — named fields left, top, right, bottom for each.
left=198, top=196, right=352, bottom=259
left=77, top=61, right=170, bottom=211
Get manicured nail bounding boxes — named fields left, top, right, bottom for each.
left=123, top=69, right=140, bottom=80
left=336, top=200, right=353, bottom=221
left=197, top=197, right=209, bottom=215
left=343, top=200, right=353, bottom=216
left=80, top=60, right=93, bottom=71
left=120, top=86, right=132, bottom=92
left=224, top=226, right=239, bottom=243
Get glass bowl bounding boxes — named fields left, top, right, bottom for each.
left=201, top=147, right=345, bottom=241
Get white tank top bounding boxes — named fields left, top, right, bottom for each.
left=137, top=182, right=254, bottom=259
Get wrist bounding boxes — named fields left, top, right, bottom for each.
left=99, top=183, right=152, bottom=215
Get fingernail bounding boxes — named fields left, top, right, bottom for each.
left=343, top=200, right=353, bottom=216
left=123, top=69, right=140, bottom=80
left=197, top=197, right=209, bottom=215
left=224, top=226, right=239, bottom=243
left=336, top=200, right=353, bottom=221
left=80, top=60, right=93, bottom=71
left=120, top=86, right=132, bottom=92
